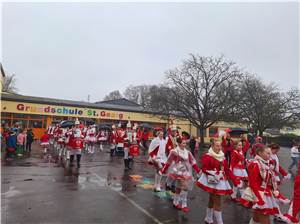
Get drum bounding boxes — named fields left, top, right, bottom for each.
left=129, top=144, right=140, bottom=156
left=72, top=138, right=84, bottom=149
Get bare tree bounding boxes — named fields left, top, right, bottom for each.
left=160, top=54, right=242, bottom=145
left=235, top=75, right=300, bottom=136
left=2, top=74, right=18, bottom=93
left=124, top=84, right=172, bottom=112
left=103, top=90, right=123, bottom=101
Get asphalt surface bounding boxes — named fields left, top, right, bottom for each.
left=1, top=142, right=296, bottom=224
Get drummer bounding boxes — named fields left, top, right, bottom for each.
left=69, top=119, right=84, bottom=168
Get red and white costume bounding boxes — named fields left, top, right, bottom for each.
left=165, top=134, right=177, bottom=156
left=40, top=133, right=50, bottom=146
left=284, top=164, right=300, bottom=223
left=161, top=146, right=200, bottom=212
left=270, top=153, right=289, bottom=184
left=85, top=126, right=97, bottom=143
left=196, top=148, right=240, bottom=195
left=148, top=135, right=167, bottom=191
left=148, top=136, right=167, bottom=168
left=97, top=130, right=108, bottom=142
left=241, top=139, right=250, bottom=155
left=68, top=127, right=84, bottom=155
left=240, top=156, right=280, bottom=216
left=161, top=146, right=200, bottom=190
left=231, top=149, right=248, bottom=181
left=115, top=128, right=126, bottom=149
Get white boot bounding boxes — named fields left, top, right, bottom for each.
left=231, top=186, right=238, bottom=199
left=173, top=193, right=180, bottom=206
left=154, top=173, right=162, bottom=191
left=204, top=207, right=213, bottom=224
left=180, top=190, right=188, bottom=208
left=214, top=210, right=224, bottom=224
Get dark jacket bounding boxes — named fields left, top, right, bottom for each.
left=26, top=131, right=34, bottom=143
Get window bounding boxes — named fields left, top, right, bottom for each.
left=209, top=127, right=218, bottom=137
left=12, top=113, right=29, bottom=119
left=198, top=129, right=207, bottom=137
left=1, top=112, right=12, bottom=118
left=12, top=119, right=27, bottom=129
left=28, top=115, right=44, bottom=119
left=1, top=119, right=12, bottom=127
left=29, top=120, right=43, bottom=128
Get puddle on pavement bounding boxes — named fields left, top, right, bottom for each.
left=2, top=186, right=21, bottom=198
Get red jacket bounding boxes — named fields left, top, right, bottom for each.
left=201, top=154, right=239, bottom=186
left=221, top=138, right=234, bottom=153
left=165, top=135, right=176, bottom=155
left=231, top=150, right=246, bottom=170
left=40, top=134, right=50, bottom=143
left=247, top=160, right=275, bottom=204
left=241, top=139, right=250, bottom=154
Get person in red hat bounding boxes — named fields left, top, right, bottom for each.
left=68, top=119, right=84, bottom=168
left=160, top=137, right=201, bottom=213
left=196, top=139, right=241, bottom=224
left=240, top=144, right=281, bottom=224
left=148, top=130, right=167, bottom=192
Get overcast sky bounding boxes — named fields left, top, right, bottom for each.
left=2, top=2, right=299, bottom=102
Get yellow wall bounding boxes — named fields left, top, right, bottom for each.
left=1, top=100, right=248, bottom=142
left=1, top=100, right=168, bottom=124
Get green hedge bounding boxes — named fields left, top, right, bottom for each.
left=265, top=134, right=300, bottom=147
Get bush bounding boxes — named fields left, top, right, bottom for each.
left=266, top=134, right=300, bottom=147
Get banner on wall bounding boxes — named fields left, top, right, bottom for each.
left=1, top=101, right=167, bottom=123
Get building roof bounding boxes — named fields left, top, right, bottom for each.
left=96, top=98, right=142, bottom=108
left=1, top=92, right=149, bottom=113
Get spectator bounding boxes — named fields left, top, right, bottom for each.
left=288, top=142, right=300, bottom=173
left=189, top=136, right=196, bottom=156
left=16, top=129, right=26, bottom=157
left=26, top=129, right=34, bottom=154
left=6, top=131, right=17, bottom=160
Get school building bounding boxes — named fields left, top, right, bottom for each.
left=1, top=92, right=245, bottom=141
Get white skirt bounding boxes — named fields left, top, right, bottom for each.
left=41, top=142, right=50, bottom=146
left=233, top=168, right=248, bottom=180
left=85, top=136, right=97, bottom=143
left=196, top=173, right=233, bottom=195
left=252, top=194, right=280, bottom=215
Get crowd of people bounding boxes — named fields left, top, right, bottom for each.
left=2, top=126, right=35, bottom=160
left=2, top=119, right=300, bottom=224
left=147, top=130, right=300, bottom=224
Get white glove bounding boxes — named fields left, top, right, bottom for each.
left=284, top=174, right=291, bottom=180
left=215, top=171, right=224, bottom=180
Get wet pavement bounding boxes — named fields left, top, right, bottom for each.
left=1, top=143, right=296, bottom=224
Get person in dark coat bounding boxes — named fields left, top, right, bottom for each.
left=189, top=136, right=196, bottom=156
left=26, top=129, right=34, bottom=153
